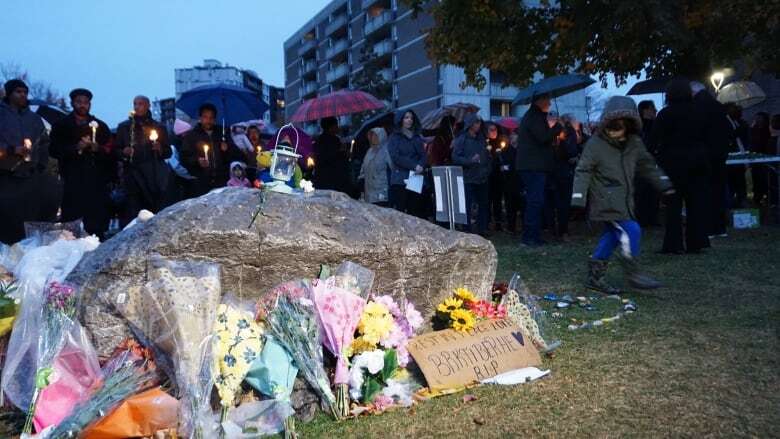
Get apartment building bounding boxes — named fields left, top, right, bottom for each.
left=283, top=0, right=532, bottom=128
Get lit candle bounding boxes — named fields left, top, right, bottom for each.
left=306, top=156, right=315, bottom=168
left=89, top=121, right=98, bottom=143
left=203, top=144, right=210, bottom=166
left=149, top=129, right=158, bottom=142
left=350, top=139, right=355, bottom=155
left=500, top=141, right=507, bottom=150
left=23, top=138, right=32, bottom=162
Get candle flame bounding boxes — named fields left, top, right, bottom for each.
left=307, top=156, right=315, bottom=168
left=203, top=144, right=210, bottom=154
left=500, top=141, right=507, bottom=149
left=149, top=129, right=159, bottom=142
left=23, top=138, right=32, bottom=149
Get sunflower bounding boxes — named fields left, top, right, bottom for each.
left=450, top=309, right=476, bottom=332
left=437, top=297, right=463, bottom=314
left=454, top=287, right=477, bottom=303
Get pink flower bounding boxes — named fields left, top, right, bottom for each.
left=372, top=394, right=394, bottom=412
left=373, top=295, right=400, bottom=316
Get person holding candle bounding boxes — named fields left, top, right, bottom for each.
left=115, top=95, right=173, bottom=226
left=50, top=88, right=114, bottom=239
left=0, top=79, right=61, bottom=244
left=179, top=103, right=242, bottom=198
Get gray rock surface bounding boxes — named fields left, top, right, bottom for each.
left=70, top=187, right=497, bottom=356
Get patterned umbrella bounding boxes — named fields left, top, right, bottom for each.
left=290, top=89, right=385, bottom=122
left=420, top=103, right=480, bottom=130
left=495, top=117, right=519, bottom=131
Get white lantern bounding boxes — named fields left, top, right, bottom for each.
left=268, top=123, right=301, bottom=192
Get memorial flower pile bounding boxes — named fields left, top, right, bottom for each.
left=434, top=287, right=507, bottom=332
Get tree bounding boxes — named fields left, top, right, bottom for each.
left=0, top=62, right=68, bottom=110
left=350, top=45, right=393, bottom=129
left=404, top=0, right=779, bottom=88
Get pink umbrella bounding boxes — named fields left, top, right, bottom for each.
left=173, top=119, right=192, bottom=135
left=266, top=125, right=314, bottom=168
left=290, top=89, right=385, bottom=123
left=496, top=117, right=519, bottom=131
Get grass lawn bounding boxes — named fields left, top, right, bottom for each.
left=2, top=226, right=778, bottom=437
left=300, top=226, right=780, bottom=438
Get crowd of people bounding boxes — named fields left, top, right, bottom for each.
left=1, top=76, right=779, bottom=292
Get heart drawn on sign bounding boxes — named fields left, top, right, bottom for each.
left=511, top=331, right=525, bottom=346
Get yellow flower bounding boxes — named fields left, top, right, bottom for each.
left=357, top=301, right=394, bottom=344
left=348, top=337, right=376, bottom=357
left=437, top=297, right=463, bottom=314
left=450, top=309, right=476, bottom=332
left=454, top=287, right=476, bottom=303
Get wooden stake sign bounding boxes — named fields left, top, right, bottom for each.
left=407, top=319, right=542, bottom=391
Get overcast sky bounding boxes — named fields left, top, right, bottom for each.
left=1, top=0, right=658, bottom=126
left=1, top=0, right=328, bottom=125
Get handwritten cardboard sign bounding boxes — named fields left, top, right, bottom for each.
left=407, top=319, right=541, bottom=390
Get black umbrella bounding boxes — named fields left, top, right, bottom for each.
left=28, top=99, right=67, bottom=127
left=353, top=111, right=394, bottom=141
left=512, top=74, right=595, bottom=106
left=626, top=77, right=672, bottom=95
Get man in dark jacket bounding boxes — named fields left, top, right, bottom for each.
left=387, top=110, right=426, bottom=216
left=180, top=103, right=242, bottom=198
left=452, top=113, right=492, bottom=235
left=515, top=92, right=563, bottom=246
left=50, top=88, right=114, bottom=239
left=312, top=117, right=352, bottom=195
left=692, top=82, right=732, bottom=238
left=115, top=95, right=172, bottom=226
left=634, top=100, right=660, bottom=227
left=0, top=79, right=61, bottom=244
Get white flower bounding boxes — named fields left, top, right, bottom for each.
left=88, top=120, right=98, bottom=129
left=348, top=349, right=386, bottom=401
left=300, top=179, right=314, bottom=193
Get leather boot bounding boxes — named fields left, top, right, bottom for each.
left=618, top=255, right=662, bottom=290
left=585, top=258, right=622, bottom=295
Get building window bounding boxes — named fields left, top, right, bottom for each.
left=277, top=99, right=285, bottom=109
left=490, top=100, right=512, bottom=118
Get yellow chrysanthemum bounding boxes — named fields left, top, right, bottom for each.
left=357, top=301, right=394, bottom=344
left=348, top=336, right=377, bottom=357
left=437, top=297, right=463, bottom=314
left=450, top=308, right=476, bottom=332
left=453, top=287, right=477, bottom=303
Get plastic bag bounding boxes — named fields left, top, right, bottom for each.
left=33, top=323, right=102, bottom=432
left=504, top=273, right=560, bottom=352
left=81, top=387, right=179, bottom=439
left=333, top=261, right=375, bottom=298
left=220, top=400, right=296, bottom=438
left=110, top=254, right=221, bottom=438
left=24, top=219, right=85, bottom=246
left=0, top=238, right=42, bottom=273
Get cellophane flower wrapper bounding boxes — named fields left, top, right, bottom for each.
left=32, top=322, right=101, bottom=432
left=111, top=255, right=221, bottom=438
left=220, top=399, right=296, bottom=438
left=212, top=295, right=264, bottom=411
left=1, top=235, right=99, bottom=410
left=23, top=219, right=86, bottom=246
left=507, top=273, right=558, bottom=350
left=81, top=387, right=179, bottom=439
left=264, top=281, right=336, bottom=416
left=332, top=261, right=375, bottom=299
left=312, top=281, right=365, bottom=384
left=245, top=335, right=298, bottom=437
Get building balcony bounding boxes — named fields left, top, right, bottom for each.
left=326, top=64, right=349, bottom=83
left=364, top=10, right=393, bottom=36
left=362, top=0, right=381, bottom=9
left=297, top=39, right=316, bottom=57
left=490, top=83, right=520, bottom=99
left=325, top=39, right=349, bottom=59
left=372, top=39, right=393, bottom=57
left=325, top=14, right=348, bottom=37
left=301, top=82, right=318, bottom=97
left=379, top=68, right=393, bottom=82
left=301, top=60, right=317, bottom=76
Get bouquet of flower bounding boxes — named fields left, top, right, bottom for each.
left=347, top=349, right=398, bottom=405
left=0, top=279, right=18, bottom=338
left=370, top=295, right=423, bottom=367
left=263, top=281, right=336, bottom=417
left=22, top=281, right=78, bottom=433
left=212, top=298, right=264, bottom=428
left=312, top=280, right=365, bottom=418
left=349, top=300, right=394, bottom=357
left=433, top=287, right=505, bottom=333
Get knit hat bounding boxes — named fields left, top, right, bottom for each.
left=4, top=79, right=28, bottom=97
left=600, top=96, right=642, bottom=130
left=69, top=88, right=93, bottom=100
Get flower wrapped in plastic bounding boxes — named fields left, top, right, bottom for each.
left=245, top=335, right=298, bottom=438
left=503, top=273, right=560, bottom=352
left=212, top=296, right=264, bottom=424
left=312, top=280, right=366, bottom=417
left=262, top=280, right=336, bottom=417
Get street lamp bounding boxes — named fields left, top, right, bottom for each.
left=710, top=71, right=725, bottom=93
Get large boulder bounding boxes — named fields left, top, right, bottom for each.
left=71, top=188, right=497, bottom=355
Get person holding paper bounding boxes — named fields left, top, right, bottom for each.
left=452, top=113, right=492, bottom=236
left=388, top=110, right=426, bottom=216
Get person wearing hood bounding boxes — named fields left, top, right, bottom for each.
left=312, top=116, right=352, bottom=194
left=180, top=103, right=242, bottom=198
left=648, top=79, right=711, bottom=254
left=227, top=161, right=251, bottom=188
left=0, top=79, right=61, bottom=244
left=452, top=113, right=492, bottom=235
left=115, top=95, right=173, bottom=226
left=50, top=88, right=115, bottom=239
left=359, top=127, right=392, bottom=206
left=516, top=92, right=563, bottom=246
left=387, top=110, right=426, bottom=216
left=573, top=96, right=674, bottom=294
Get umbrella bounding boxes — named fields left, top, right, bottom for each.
left=266, top=124, right=314, bottom=166
left=717, top=81, right=766, bottom=108
left=290, top=89, right=385, bottom=123
left=176, top=83, right=269, bottom=126
left=28, top=99, right=67, bottom=129
left=512, top=74, right=596, bottom=106
left=420, top=103, right=479, bottom=130
left=173, top=119, right=192, bottom=136
left=353, top=111, right=394, bottom=141
left=495, top=117, right=519, bottom=131
left=626, top=77, right=672, bottom=96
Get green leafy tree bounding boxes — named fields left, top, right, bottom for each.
left=404, top=0, right=779, bottom=88
left=350, top=46, right=393, bottom=129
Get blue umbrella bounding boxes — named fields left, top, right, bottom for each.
left=512, top=74, right=596, bottom=106
left=176, top=83, right=269, bottom=126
